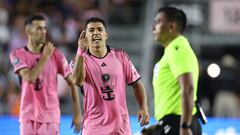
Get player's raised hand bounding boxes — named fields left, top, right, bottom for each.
left=42, top=42, right=55, bottom=59
left=78, top=30, right=88, bottom=52
left=137, top=109, right=150, bottom=127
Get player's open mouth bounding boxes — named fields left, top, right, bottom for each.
left=92, top=37, right=101, bottom=42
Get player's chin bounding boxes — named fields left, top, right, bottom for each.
left=38, top=40, right=45, bottom=45
left=153, top=36, right=160, bottom=42
left=92, top=41, right=102, bottom=46
left=39, top=38, right=46, bottom=44
left=92, top=44, right=100, bottom=49
left=156, top=36, right=164, bottom=43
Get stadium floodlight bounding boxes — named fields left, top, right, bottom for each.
left=207, top=63, right=221, bottom=78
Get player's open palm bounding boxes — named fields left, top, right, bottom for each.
left=43, top=42, right=55, bottom=59
left=78, top=31, right=88, bottom=52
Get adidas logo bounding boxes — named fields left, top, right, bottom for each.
left=101, top=62, right=107, bottom=67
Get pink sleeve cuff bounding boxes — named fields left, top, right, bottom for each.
left=77, top=48, right=87, bottom=56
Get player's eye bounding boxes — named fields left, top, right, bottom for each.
left=88, top=29, right=94, bottom=32
left=98, top=28, right=103, bottom=31
left=36, top=27, right=45, bottom=31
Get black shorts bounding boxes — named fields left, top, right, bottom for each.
left=141, top=114, right=202, bottom=135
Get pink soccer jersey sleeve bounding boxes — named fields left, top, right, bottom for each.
left=77, top=47, right=87, bottom=56
left=10, top=49, right=30, bottom=73
left=121, top=52, right=141, bottom=85
left=54, top=49, right=71, bottom=78
left=77, top=47, right=83, bottom=56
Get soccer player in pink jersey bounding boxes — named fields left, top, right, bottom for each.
left=70, top=17, right=150, bottom=135
left=9, top=14, right=82, bottom=135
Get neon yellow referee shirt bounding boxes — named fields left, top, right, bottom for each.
left=152, top=35, right=199, bottom=120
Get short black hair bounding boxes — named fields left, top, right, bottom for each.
left=85, top=17, right=107, bottom=29
left=25, top=14, right=45, bottom=26
left=158, top=7, right=187, bottom=33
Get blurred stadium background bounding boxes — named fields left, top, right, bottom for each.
left=0, top=0, right=240, bottom=134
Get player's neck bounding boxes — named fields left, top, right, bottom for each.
left=90, top=45, right=107, bottom=58
left=27, top=40, right=44, bottom=53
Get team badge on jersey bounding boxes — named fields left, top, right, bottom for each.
left=13, top=57, right=19, bottom=65
left=102, top=74, right=110, bottom=82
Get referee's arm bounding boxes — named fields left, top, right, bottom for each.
left=177, top=72, right=194, bottom=131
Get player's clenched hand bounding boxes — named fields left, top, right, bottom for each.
left=78, top=31, right=88, bottom=52
left=42, top=42, right=55, bottom=59
left=71, top=113, right=83, bottom=133
left=137, top=109, right=150, bottom=127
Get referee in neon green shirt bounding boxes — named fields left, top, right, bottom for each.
left=144, top=7, right=202, bottom=135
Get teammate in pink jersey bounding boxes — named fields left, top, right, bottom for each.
left=9, top=14, right=82, bottom=135
left=70, top=17, right=150, bottom=135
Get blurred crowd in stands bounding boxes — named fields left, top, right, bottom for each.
left=0, top=0, right=144, bottom=116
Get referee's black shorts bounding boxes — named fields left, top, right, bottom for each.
left=141, top=114, right=202, bottom=135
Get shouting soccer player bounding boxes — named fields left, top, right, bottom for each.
left=71, top=17, right=150, bottom=135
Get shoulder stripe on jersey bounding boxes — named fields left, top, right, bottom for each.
left=128, top=77, right=141, bottom=86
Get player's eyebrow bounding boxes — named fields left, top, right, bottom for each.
left=36, top=26, right=46, bottom=29
left=88, top=27, right=103, bottom=31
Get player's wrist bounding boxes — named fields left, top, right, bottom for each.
left=180, top=122, right=191, bottom=129
left=143, top=107, right=148, bottom=112
left=139, top=105, right=148, bottom=111
left=41, top=54, right=50, bottom=61
left=77, top=48, right=84, bottom=55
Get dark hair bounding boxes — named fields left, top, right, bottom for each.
left=25, top=14, right=45, bottom=26
left=158, top=7, right=187, bottom=33
left=85, top=17, right=107, bottom=29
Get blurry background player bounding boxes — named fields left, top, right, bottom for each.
left=9, top=14, right=82, bottom=135
left=142, top=7, right=202, bottom=135
left=71, top=17, right=150, bottom=135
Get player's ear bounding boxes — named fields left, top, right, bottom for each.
left=105, top=32, right=109, bottom=40
left=169, top=22, right=177, bottom=33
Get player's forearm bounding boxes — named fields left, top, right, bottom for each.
left=24, top=55, right=49, bottom=83
left=72, top=56, right=85, bottom=86
left=70, top=85, right=81, bottom=115
left=67, top=76, right=81, bottom=115
left=180, top=83, right=194, bottom=125
left=133, top=81, right=148, bottom=111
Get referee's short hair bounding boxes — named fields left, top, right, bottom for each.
left=158, top=7, right=187, bottom=33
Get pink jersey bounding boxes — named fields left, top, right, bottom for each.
left=10, top=47, right=70, bottom=123
left=71, top=46, right=140, bottom=135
